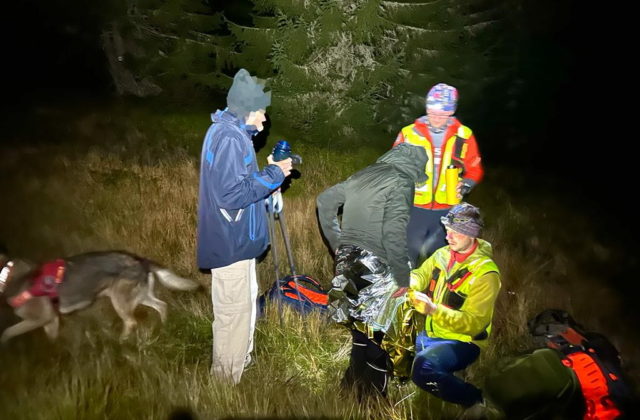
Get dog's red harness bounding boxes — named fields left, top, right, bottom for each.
left=9, top=260, right=66, bottom=308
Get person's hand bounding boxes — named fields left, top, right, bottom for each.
left=456, top=181, right=472, bottom=199
left=392, top=287, right=408, bottom=298
left=408, top=290, right=437, bottom=315
left=267, top=154, right=292, bottom=177
left=456, top=181, right=464, bottom=199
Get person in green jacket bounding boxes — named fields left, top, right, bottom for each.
left=407, top=202, right=501, bottom=408
left=317, top=143, right=428, bottom=398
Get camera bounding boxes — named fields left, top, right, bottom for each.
left=272, top=140, right=302, bottom=166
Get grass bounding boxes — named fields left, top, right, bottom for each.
left=1, top=100, right=638, bottom=419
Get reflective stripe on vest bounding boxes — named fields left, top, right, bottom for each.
left=402, top=124, right=472, bottom=207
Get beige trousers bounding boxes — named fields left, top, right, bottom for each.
left=211, top=258, right=258, bottom=384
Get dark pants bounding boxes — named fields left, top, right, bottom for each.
left=412, top=332, right=483, bottom=407
left=407, top=207, right=450, bottom=268
left=342, top=329, right=392, bottom=398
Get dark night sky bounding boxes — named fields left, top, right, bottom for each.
left=3, top=1, right=114, bottom=104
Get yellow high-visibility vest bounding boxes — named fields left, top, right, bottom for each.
left=401, top=124, right=473, bottom=207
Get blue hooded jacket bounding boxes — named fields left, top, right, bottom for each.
left=197, top=109, right=284, bottom=269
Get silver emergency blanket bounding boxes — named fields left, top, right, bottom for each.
left=328, top=246, right=405, bottom=333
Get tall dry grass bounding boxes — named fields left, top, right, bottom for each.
left=1, top=106, right=638, bottom=419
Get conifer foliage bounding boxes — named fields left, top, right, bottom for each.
left=110, top=0, right=520, bottom=145
left=235, top=0, right=401, bottom=142
left=236, top=0, right=515, bottom=143
left=378, top=0, right=515, bottom=136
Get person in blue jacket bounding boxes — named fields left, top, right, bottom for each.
left=197, top=68, right=292, bottom=384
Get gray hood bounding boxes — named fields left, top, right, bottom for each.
left=376, top=143, right=428, bottom=184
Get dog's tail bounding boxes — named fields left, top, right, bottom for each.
left=151, top=267, right=199, bottom=291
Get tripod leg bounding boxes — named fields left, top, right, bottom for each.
left=277, top=207, right=297, bottom=276
left=267, top=197, right=284, bottom=324
left=267, top=202, right=281, bottom=281
left=277, top=207, right=307, bottom=314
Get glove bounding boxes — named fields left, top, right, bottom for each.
left=268, top=190, right=283, bottom=214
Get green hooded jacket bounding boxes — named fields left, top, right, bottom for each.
left=317, top=143, right=428, bottom=287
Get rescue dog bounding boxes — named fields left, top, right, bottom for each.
left=0, top=250, right=199, bottom=343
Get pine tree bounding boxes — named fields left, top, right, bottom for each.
left=229, top=0, right=521, bottom=146
left=378, top=0, right=518, bottom=135
left=103, top=0, right=226, bottom=98
left=227, top=0, right=402, bottom=144
left=107, top=0, right=526, bottom=148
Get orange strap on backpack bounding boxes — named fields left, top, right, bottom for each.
left=562, top=351, right=621, bottom=420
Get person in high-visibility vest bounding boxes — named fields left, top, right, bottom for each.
left=404, top=203, right=501, bottom=412
left=393, top=83, right=484, bottom=267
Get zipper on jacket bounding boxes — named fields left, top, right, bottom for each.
left=429, top=125, right=456, bottom=210
left=430, top=139, right=436, bottom=210
left=248, top=203, right=256, bottom=240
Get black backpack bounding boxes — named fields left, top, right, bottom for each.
left=485, top=309, right=636, bottom=419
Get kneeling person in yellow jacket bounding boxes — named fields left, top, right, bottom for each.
left=408, top=202, right=500, bottom=408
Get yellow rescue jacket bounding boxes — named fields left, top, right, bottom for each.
left=410, top=239, right=501, bottom=349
